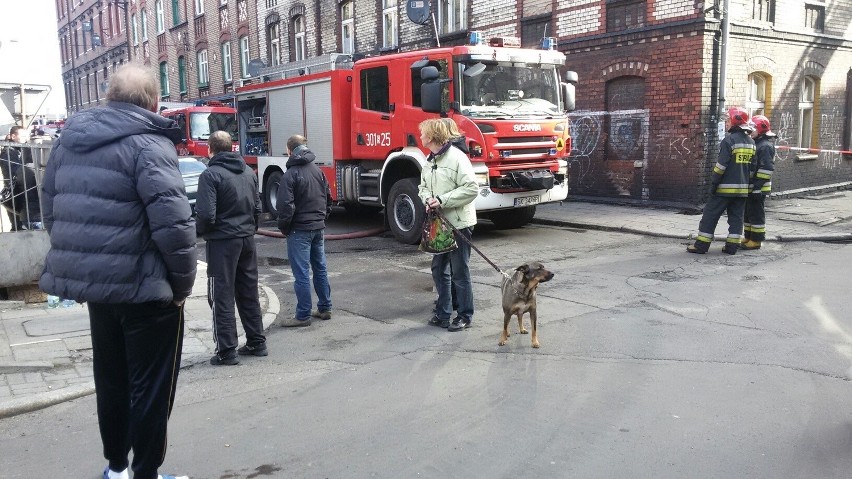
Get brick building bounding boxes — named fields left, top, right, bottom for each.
left=57, top=0, right=852, bottom=204
left=57, top=0, right=259, bottom=111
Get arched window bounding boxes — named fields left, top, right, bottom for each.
left=178, top=56, right=187, bottom=93
left=239, top=36, right=250, bottom=78
left=267, top=22, right=280, bottom=66
left=341, top=1, right=354, bottom=54
left=746, top=73, right=770, bottom=117
left=382, top=0, right=397, bottom=48
left=799, top=76, right=819, bottom=148
left=159, top=61, right=169, bottom=97
left=293, top=15, right=306, bottom=61
left=221, top=41, right=232, bottom=83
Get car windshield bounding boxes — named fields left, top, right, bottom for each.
left=459, top=62, right=561, bottom=118
left=179, top=159, right=207, bottom=175
left=189, top=112, right=238, bottom=141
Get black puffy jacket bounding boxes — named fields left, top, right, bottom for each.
left=195, top=151, right=261, bottom=239
left=39, top=101, right=197, bottom=304
left=276, top=146, right=332, bottom=234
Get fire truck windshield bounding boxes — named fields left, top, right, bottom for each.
left=190, top=112, right=238, bottom=141
left=459, top=62, right=562, bottom=118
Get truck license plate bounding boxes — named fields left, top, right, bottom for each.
left=514, top=195, right=540, bottom=207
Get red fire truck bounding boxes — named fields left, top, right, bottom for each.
left=161, top=102, right=239, bottom=156
left=235, top=34, right=577, bottom=243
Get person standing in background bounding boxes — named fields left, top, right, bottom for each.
left=196, top=130, right=266, bottom=365
left=742, top=115, right=776, bottom=250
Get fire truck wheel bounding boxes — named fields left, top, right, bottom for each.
left=387, top=178, right=425, bottom=244
left=264, top=170, right=283, bottom=215
left=488, top=206, right=537, bottom=229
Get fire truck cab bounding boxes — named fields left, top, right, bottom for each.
left=161, top=102, right=238, bottom=157
left=236, top=34, right=577, bottom=243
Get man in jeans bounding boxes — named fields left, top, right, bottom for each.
left=276, top=135, right=332, bottom=326
left=196, top=130, right=266, bottom=365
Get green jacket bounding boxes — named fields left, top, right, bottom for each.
left=418, top=145, right=478, bottom=230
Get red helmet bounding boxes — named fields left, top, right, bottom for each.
left=751, top=115, right=771, bottom=135
left=728, top=107, right=750, bottom=127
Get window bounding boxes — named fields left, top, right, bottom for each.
left=746, top=73, right=768, bottom=117
left=799, top=76, right=818, bottom=148
left=195, top=0, right=205, bottom=15
left=293, top=15, right=306, bottom=61
left=178, top=56, right=187, bottom=93
left=197, top=49, right=209, bottom=86
left=805, top=4, right=824, bottom=32
left=159, top=61, right=169, bottom=97
left=239, top=36, right=250, bottom=78
left=607, top=0, right=645, bottom=32
left=753, top=0, right=774, bottom=22
left=605, top=76, right=646, bottom=162
left=437, top=0, right=465, bottom=34
left=382, top=0, right=397, bottom=48
left=222, top=42, right=232, bottom=82
left=172, top=0, right=180, bottom=25
left=155, top=0, right=164, bottom=33
left=268, top=23, right=280, bottom=66
left=131, top=14, right=138, bottom=45
left=360, top=66, right=390, bottom=113
left=521, top=15, right=551, bottom=48
left=141, top=8, right=148, bottom=41
left=341, top=1, right=354, bottom=54
left=411, top=59, right=447, bottom=107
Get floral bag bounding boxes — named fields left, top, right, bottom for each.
left=419, top=209, right=458, bottom=254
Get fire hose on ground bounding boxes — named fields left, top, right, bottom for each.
left=255, top=226, right=387, bottom=240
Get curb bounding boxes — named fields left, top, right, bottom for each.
left=0, top=381, right=95, bottom=419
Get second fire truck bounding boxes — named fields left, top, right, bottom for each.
left=161, top=102, right=239, bottom=157
left=235, top=34, right=577, bottom=243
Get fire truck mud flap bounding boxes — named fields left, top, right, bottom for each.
left=386, top=178, right=424, bottom=244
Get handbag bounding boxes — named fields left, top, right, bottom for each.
left=419, top=208, right=458, bottom=254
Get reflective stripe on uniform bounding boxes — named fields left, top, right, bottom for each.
left=713, top=162, right=727, bottom=175
left=696, top=232, right=713, bottom=243
left=726, top=234, right=742, bottom=243
left=717, top=183, right=749, bottom=194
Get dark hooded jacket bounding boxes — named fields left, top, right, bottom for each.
left=276, top=146, right=332, bottom=235
left=195, top=151, right=261, bottom=239
left=39, top=101, right=197, bottom=304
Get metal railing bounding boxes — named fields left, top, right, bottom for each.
left=0, top=141, right=52, bottom=233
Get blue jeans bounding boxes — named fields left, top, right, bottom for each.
left=431, top=227, right=474, bottom=322
left=287, top=229, right=332, bottom=320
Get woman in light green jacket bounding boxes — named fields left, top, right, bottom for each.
left=418, top=118, right=478, bottom=332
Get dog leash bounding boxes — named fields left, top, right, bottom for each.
left=433, top=209, right=526, bottom=297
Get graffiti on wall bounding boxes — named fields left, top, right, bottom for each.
left=774, top=111, right=796, bottom=163
left=820, top=106, right=844, bottom=168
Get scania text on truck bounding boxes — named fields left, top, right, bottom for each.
left=161, top=102, right=239, bottom=157
left=235, top=34, right=577, bottom=243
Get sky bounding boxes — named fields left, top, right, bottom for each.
left=1, top=0, right=66, bottom=117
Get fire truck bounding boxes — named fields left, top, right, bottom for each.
left=160, top=102, right=238, bottom=156
left=235, top=34, right=577, bottom=243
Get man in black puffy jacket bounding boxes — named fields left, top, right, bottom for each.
left=196, top=130, right=265, bottom=364
left=276, top=135, right=333, bottom=327
left=39, top=65, right=196, bottom=479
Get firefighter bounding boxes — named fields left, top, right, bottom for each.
left=742, top=115, right=775, bottom=250
left=687, top=107, right=755, bottom=255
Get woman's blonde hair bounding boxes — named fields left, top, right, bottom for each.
left=419, top=118, right=461, bottom=146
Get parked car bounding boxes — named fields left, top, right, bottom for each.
left=178, top=156, right=207, bottom=212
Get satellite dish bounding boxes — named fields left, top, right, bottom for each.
left=247, top=58, right=266, bottom=77
left=406, top=0, right=431, bottom=26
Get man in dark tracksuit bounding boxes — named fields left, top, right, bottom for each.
left=39, top=65, right=196, bottom=479
left=196, top=131, right=266, bottom=365
left=742, top=114, right=776, bottom=250
left=688, top=107, right=755, bottom=255
left=1, top=126, right=25, bottom=230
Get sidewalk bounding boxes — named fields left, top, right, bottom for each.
left=1, top=191, right=850, bottom=418
left=0, top=261, right=280, bottom=418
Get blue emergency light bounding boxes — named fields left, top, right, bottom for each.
left=469, top=31, right=486, bottom=46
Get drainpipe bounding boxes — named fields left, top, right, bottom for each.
left=717, top=0, right=731, bottom=139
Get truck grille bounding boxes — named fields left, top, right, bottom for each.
left=493, top=136, right=557, bottom=160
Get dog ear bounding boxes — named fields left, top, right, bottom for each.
left=516, top=264, right=530, bottom=273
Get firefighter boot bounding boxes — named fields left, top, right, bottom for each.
left=741, top=240, right=762, bottom=250
left=687, top=242, right=708, bottom=254
left=722, top=242, right=738, bottom=255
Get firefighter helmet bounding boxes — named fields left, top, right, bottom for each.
left=750, top=115, right=772, bottom=135
left=728, top=107, right=750, bottom=127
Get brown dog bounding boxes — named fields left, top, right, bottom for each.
left=499, top=262, right=554, bottom=348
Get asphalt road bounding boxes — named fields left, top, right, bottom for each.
left=2, top=219, right=852, bottom=478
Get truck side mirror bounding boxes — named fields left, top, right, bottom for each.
left=422, top=83, right=443, bottom=114
left=561, top=83, right=576, bottom=112
left=564, top=70, right=578, bottom=84
left=420, top=66, right=439, bottom=81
